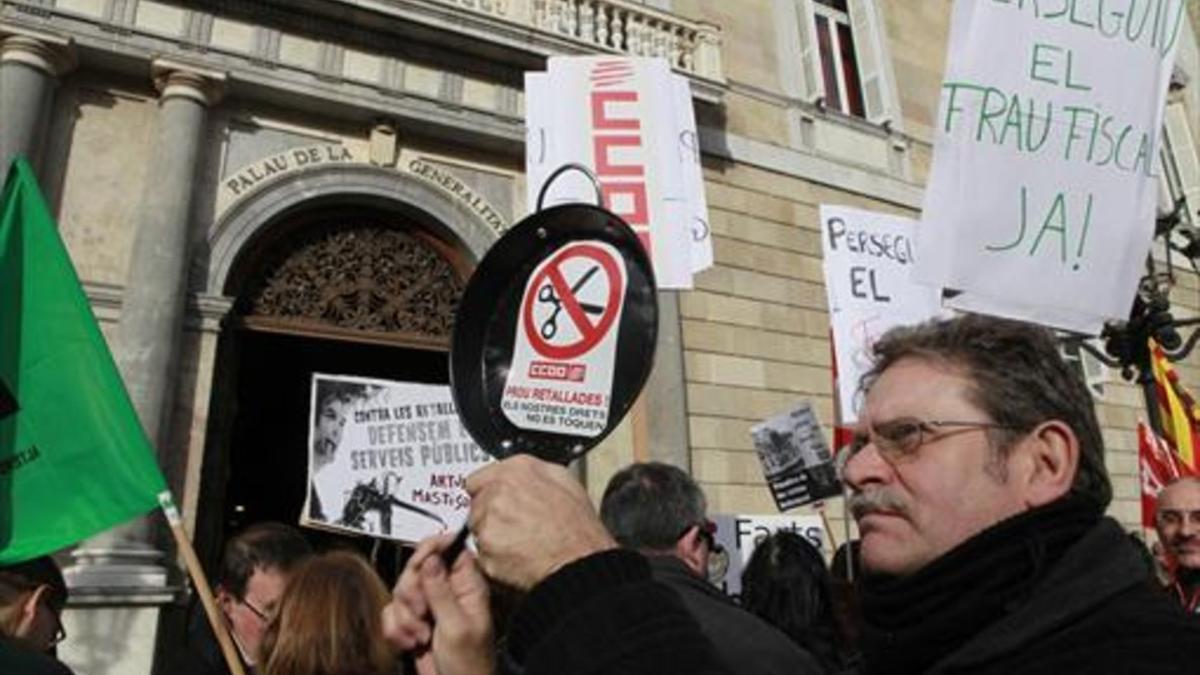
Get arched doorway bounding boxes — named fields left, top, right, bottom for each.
left=198, top=199, right=477, bottom=580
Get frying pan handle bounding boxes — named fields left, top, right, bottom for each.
left=536, top=163, right=604, bottom=212
left=441, top=524, right=472, bottom=566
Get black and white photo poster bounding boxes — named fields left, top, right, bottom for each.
left=302, top=373, right=493, bottom=543
left=751, top=401, right=841, bottom=511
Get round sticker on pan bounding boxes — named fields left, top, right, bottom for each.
left=449, top=203, right=657, bottom=465
left=502, top=241, right=627, bottom=437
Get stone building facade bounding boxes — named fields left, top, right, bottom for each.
left=0, top=1, right=1196, bottom=672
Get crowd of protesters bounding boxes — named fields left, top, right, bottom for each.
left=5, top=314, right=1200, bottom=675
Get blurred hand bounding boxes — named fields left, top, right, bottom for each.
left=466, top=455, right=616, bottom=590
left=382, top=533, right=494, bottom=675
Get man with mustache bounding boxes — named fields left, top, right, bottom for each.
left=1154, top=476, right=1200, bottom=614
left=384, top=315, right=1200, bottom=675
left=840, top=314, right=1200, bottom=674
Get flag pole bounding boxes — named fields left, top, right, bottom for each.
left=816, top=502, right=838, bottom=553
left=631, top=391, right=650, bottom=464
left=159, top=493, right=248, bottom=675
left=828, top=330, right=855, bottom=581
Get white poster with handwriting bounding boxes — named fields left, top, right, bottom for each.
left=302, top=374, right=493, bottom=544
left=914, top=1, right=1185, bottom=334
left=821, top=205, right=942, bottom=421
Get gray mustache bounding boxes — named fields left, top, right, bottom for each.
left=848, top=489, right=909, bottom=519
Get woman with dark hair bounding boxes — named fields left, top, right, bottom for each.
left=259, top=550, right=397, bottom=675
left=741, top=532, right=845, bottom=674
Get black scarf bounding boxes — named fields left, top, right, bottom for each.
left=857, top=497, right=1102, bottom=675
left=1173, top=567, right=1200, bottom=613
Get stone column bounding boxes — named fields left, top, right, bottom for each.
left=115, top=60, right=225, bottom=449
left=61, top=59, right=224, bottom=675
left=65, top=58, right=224, bottom=598
left=0, top=27, right=75, bottom=173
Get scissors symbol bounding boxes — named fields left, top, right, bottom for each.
left=538, top=265, right=605, bottom=339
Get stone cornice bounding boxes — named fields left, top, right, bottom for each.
left=0, top=5, right=525, bottom=154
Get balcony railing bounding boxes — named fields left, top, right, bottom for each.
left=434, top=0, right=724, bottom=83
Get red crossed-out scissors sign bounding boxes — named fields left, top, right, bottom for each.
left=521, top=243, right=625, bottom=361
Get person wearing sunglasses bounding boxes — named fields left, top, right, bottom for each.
left=598, top=461, right=825, bottom=675
left=842, top=314, right=1200, bottom=674
left=0, top=556, right=75, bottom=675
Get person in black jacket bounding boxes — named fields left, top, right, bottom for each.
left=840, top=314, right=1200, bottom=674
left=599, top=461, right=825, bottom=675
left=384, top=315, right=1200, bottom=675
left=741, top=531, right=847, bottom=673
left=382, top=456, right=730, bottom=675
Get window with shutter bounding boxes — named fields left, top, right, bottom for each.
left=796, top=0, right=897, bottom=125
left=810, top=0, right=863, bottom=117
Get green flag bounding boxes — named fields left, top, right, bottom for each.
left=0, top=158, right=167, bottom=564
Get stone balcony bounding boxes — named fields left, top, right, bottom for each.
left=434, top=0, right=724, bottom=86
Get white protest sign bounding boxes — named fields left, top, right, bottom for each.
left=500, top=240, right=627, bottom=436
left=302, top=374, right=493, bottom=544
left=914, top=0, right=1185, bottom=334
left=751, top=401, right=843, bottom=511
left=673, top=74, right=713, bottom=273
left=820, top=205, right=943, bottom=421
left=524, top=56, right=712, bottom=288
left=710, top=513, right=826, bottom=597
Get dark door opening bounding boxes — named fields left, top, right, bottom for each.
left=221, top=328, right=448, bottom=582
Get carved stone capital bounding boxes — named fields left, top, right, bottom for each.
left=151, top=58, right=226, bottom=106
left=0, top=25, right=76, bottom=77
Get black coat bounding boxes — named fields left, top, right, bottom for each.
left=0, top=640, right=75, bottom=675
left=927, top=518, right=1200, bottom=675
left=505, top=516, right=1200, bottom=675
left=648, top=555, right=825, bottom=675
left=503, top=549, right=732, bottom=675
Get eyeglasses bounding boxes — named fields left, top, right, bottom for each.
left=36, top=591, right=66, bottom=647
left=239, top=595, right=273, bottom=624
left=849, top=417, right=1021, bottom=464
left=49, top=615, right=66, bottom=647
left=679, top=521, right=730, bottom=585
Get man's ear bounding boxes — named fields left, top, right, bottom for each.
left=14, top=585, right=48, bottom=640
left=674, top=526, right=706, bottom=578
left=1014, top=420, right=1079, bottom=507
left=215, top=585, right=234, bottom=616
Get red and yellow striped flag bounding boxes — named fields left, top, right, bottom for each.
left=1149, top=339, right=1200, bottom=475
